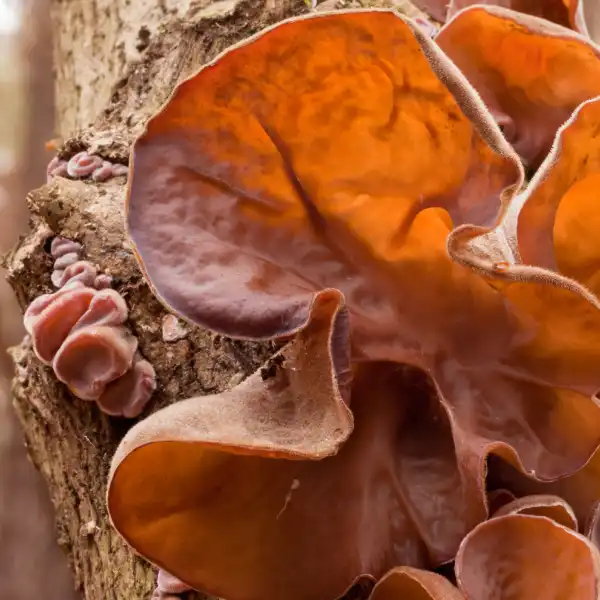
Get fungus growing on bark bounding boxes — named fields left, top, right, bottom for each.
left=91, top=160, right=115, bottom=182
left=107, top=9, right=600, bottom=600
left=50, top=235, right=97, bottom=289
left=46, top=152, right=129, bottom=183
left=67, top=151, right=103, bottom=178
left=369, top=505, right=600, bottom=600
left=437, top=5, right=600, bottom=168
left=153, top=570, right=193, bottom=599
left=24, top=236, right=156, bottom=417
left=46, top=156, right=68, bottom=183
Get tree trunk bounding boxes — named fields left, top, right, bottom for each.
left=0, top=1, right=79, bottom=599
left=5, top=0, right=428, bottom=598
left=4, top=0, right=306, bottom=598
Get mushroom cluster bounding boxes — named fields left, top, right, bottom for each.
left=24, top=237, right=156, bottom=418
left=103, top=5, right=600, bottom=600
left=47, top=150, right=129, bottom=184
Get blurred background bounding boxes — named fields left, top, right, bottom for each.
left=0, top=0, right=76, bottom=597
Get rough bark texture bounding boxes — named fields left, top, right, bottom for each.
left=7, top=0, right=305, bottom=597
left=0, top=1, right=79, bottom=598
left=5, top=0, right=427, bottom=598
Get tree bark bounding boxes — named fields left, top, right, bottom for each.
left=0, top=1, right=79, bottom=599
left=5, top=0, right=428, bottom=598
left=5, top=0, right=306, bottom=598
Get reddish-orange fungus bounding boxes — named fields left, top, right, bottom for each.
left=105, top=8, right=600, bottom=600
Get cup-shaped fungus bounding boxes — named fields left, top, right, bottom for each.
left=108, top=9, right=600, bottom=600
left=24, top=237, right=156, bottom=417
left=437, top=5, right=600, bottom=168
left=369, top=497, right=600, bottom=600
left=25, top=285, right=137, bottom=397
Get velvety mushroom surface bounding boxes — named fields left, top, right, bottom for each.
left=107, top=9, right=600, bottom=600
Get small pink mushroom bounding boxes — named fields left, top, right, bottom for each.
left=51, top=237, right=83, bottom=259
left=111, top=163, right=129, bottom=178
left=24, top=237, right=156, bottom=417
left=92, top=161, right=115, bottom=182
left=155, top=570, right=193, bottom=597
left=67, top=151, right=103, bottom=178
left=52, top=260, right=98, bottom=289
left=49, top=237, right=112, bottom=291
left=54, top=324, right=138, bottom=400
left=47, top=154, right=129, bottom=183
left=24, top=286, right=98, bottom=364
left=97, top=354, right=156, bottom=418
left=94, top=273, right=114, bottom=289
left=46, top=156, right=69, bottom=183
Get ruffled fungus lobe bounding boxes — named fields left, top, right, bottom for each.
left=91, top=160, right=115, bottom=182
left=24, top=237, right=156, bottom=417
left=437, top=5, right=600, bottom=167
left=447, top=0, right=573, bottom=28
left=110, top=163, right=129, bottom=178
left=108, top=9, right=600, bottom=600
left=516, top=97, right=600, bottom=287
left=470, top=96, right=600, bottom=527
left=96, top=353, right=157, bottom=417
left=369, top=506, right=600, bottom=600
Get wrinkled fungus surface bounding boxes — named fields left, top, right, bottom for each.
left=24, top=237, right=155, bottom=417
left=106, top=8, right=600, bottom=600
